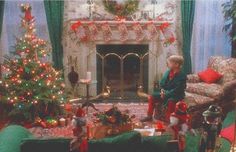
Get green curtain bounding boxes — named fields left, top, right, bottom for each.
left=44, top=0, right=64, bottom=70
left=232, top=1, right=236, bottom=57
left=181, top=0, right=195, bottom=74
left=232, top=18, right=236, bottom=57
left=0, top=1, right=4, bottom=37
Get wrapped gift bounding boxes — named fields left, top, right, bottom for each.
left=90, top=105, right=135, bottom=139
left=90, top=123, right=133, bottom=139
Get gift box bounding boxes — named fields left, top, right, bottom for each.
left=90, top=123, right=133, bottom=139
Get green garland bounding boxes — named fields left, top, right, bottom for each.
left=103, top=0, right=139, bottom=17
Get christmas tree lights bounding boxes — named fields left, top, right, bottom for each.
left=0, top=4, right=67, bottom=122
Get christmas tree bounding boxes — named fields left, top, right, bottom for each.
left=0, top=4, right=67, bottom=123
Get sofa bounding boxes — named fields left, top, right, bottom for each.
left=0, top=125, right=71, bottom=152
left=1, top=110, right=235, bottom=152
left=185, top=56, right=236, bottom=127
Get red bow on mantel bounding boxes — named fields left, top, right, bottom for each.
left=159, top=22, right=170, bottom=31
left=71, top=20, right=82, bottom=31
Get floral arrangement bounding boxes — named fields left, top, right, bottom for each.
left=93, top=106, right=135, bottom=126
left=103, top=0, right=139, bottom=17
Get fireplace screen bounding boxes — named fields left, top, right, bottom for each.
left=96, top=44, right=148, bottom=100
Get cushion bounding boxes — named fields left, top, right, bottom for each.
left=21, top=138, right=71, bottom=152
left=186, top=83, right=224, bottom=99
left=198, top=68, right=222, bottom=83
left=88, top=131, right=141, bottom=152
left=208, top=56, right=236, bottom=84
left=220, top=124, right=235, bottom=143
left=185, top=92, right=214, bottom=106
left=87, top=130, right=231, bottom=152
left=187, top=74, right=201, bottom=83
left=0, top=125, right=33, bottom=152
left=140, top=135, right=171, bottom=152
left=217, top=59, right=236, bottom=84
left=207, top=56, right=225, bottom=70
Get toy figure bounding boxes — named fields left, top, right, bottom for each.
left=168, top=101, right=196, bottom=152
left=72, top=106, right=86, bottom=138
left=141, top=55, right=187, bottom=122
left=71, top=106, right=88, bottom=152
left=199, top=105, right=222, bottom=152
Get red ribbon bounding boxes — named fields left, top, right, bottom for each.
left=159, top=22, right=170, bottom=31
left=24, top=10, right=33, bottom=22
left=71, top=21, right=82, bottom=31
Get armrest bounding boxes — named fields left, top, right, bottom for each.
left=223, top=80, right=236, bottom=96
left=187, top=74, right=201, bottom=83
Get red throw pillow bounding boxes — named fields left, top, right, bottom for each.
left=198, top=68, right=222, bottom=83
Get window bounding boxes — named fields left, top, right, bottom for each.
left=0, top=0, right=50, bottom=63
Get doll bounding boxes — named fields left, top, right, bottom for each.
left=169, top=101, right=196, bottom=152
left=71, top=106, right=88, bottom=152
left=72, top=106, right=86, bottom=138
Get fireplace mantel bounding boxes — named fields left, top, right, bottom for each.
left=63, top=20, right=178, bottom=97
left=68, top=20, right=173, bottom=25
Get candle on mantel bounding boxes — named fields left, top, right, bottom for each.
left=86, top=71, right=91, bottom=82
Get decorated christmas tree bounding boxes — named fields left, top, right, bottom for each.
left=0, top=4, right=67, bottom=123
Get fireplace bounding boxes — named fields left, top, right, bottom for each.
left=96, top=44, right=149, bottom=99
left=64, top=21, right=175, bottom=99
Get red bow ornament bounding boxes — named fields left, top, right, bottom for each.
left=71, top=20, right=82, bottom=31
left=20, top=3, right=34, bottom=22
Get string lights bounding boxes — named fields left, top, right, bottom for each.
left=0, top=3, right=67, bottom=121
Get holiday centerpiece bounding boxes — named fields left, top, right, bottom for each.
left=90, top=106, right=135, bottom=139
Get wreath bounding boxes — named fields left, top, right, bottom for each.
left=103, top=0, right=139, bottom=17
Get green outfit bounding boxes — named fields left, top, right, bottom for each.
left=152, top=69, right=187, bottom=106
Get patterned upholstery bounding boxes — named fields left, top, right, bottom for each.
left=187, top=74, right=201, bottom=83
left=208, top=56, right=236, bottom=84
left=186, top=83, right=223, bottom=99
left=186, top=56, right=236, bottom=108
left=185, top=92, right=214, bottom=107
